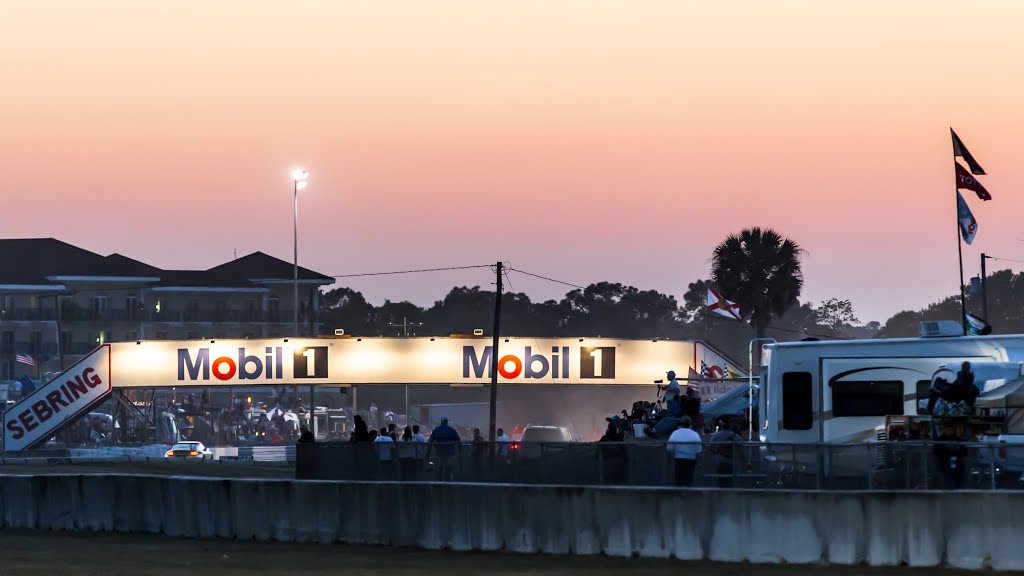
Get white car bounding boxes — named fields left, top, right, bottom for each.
left=164, top=441, right=214, bottom=460
left=516, top=426, right=574, bottom=460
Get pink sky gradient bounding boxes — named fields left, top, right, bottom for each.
left=2, top=1, right=1023, bottom=323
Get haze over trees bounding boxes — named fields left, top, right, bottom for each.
left=319, top=229, right=1016, bottom=364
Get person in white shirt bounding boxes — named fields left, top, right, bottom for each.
left=496, top=427, right=511, bottom=463
left=666, top=416, right=702, bottom=487
left=374, top=427, right=396, bottom=479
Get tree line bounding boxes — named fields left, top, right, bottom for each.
left=319, top=227, right=1021, bottom=364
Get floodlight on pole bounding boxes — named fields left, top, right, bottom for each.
left=292, top=168, right=309, bottom=336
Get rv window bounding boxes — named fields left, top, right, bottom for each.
left=782, top=372, right=813, bottom=430
left=832, top=381, right=904, bottom=417
left=916, top=380, right=932, bottom=414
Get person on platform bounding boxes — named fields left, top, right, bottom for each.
left=667, top=416, right=703, bottom=487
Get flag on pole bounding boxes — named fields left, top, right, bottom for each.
left=15, top=351, right=35, bottom=367
left=706, top=288, right=742, bottom=320
left=955, top=162, right=992, bottom=201
left=951, top=128, right=986, bottom=175
left=957, top=191, right=979, bottom=245
left=966, top=312, right=992, bottom=335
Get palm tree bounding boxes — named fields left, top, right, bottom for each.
left=711, top=228, right=803, bottom=359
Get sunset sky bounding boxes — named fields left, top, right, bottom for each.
left=2, top=0, right=1022, bottom=323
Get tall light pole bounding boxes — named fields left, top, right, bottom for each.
left=291, top=168, right=309, bottom=336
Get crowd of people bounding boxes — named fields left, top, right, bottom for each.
left=329, top=414, right=515, bottom=481
left=596, top=369, right=748, bottom=486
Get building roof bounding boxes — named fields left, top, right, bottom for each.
left=210, top=251, right=335, bottom=283
left=0, top=238, right=333, bottom=288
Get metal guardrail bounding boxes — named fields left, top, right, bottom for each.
left=296, top=440, right=1023, bottom=490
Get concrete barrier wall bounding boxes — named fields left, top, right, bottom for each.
left=0, top=475, right=1021, bottom=571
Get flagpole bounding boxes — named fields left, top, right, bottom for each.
left=955, top=178, right=967, bottom=335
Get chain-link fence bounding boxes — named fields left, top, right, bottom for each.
left=296, top=440, right=1021, bottom=490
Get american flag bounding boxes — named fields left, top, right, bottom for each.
left=15, top=352, right=35, bottom=367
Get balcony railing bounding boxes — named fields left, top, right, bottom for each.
left=1, top=307, right=305, bottom=324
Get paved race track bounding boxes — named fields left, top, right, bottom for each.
left=0, top=530, right=994, bottom=576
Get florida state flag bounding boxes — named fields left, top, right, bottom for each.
left=956, top=162, right=992, bottom=201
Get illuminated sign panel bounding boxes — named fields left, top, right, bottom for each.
left=107, top=338, right=704, bottom=387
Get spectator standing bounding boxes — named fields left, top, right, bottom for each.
left=398, top=426, right=418, bottom=481
left=496, top=428, right=511, bottom=464
left=429, top=417, right=462, bottom=481
left=374, top=427, right=396, bottom=479
left=471, top=427, right=486, bottom=476
left=709, top=419, right=744, bottom=487
left=297, top=426, right=314, bottom=443
left=667, top=416, right=702, bottom=487
left=350, top=415, right=371, bottom=443
left=599, top=419, right=628, bottom=484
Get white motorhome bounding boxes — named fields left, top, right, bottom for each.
left=759, top=322, right=1024, bottom=445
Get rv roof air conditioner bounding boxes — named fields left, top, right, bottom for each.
left=919, top=320, right=964, bottom=338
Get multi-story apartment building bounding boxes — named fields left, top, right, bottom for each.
left=0, top=238, right=334, bottom=381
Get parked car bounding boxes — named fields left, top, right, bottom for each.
left=164, top=441, right=213, bottom=460
left=516, top=425, right=574, bottom=460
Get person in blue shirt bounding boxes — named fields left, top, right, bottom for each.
left=429, top=417, right=461, bottom=480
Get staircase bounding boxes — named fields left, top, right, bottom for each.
left=2, top=345, right=113, bottom=451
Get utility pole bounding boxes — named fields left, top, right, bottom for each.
left=389, top=316, right=423, bottom=337
left=488, top=261, right=503, bottom=443
left=981, top=253, right=993, bottom=323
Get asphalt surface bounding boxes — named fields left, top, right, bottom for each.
left=0, top=530, right=997, bottom=576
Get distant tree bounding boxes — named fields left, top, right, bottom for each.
left=815, top=298, right=860, bottom=330
left=320, top=287, right=375, bottom=335
left=711, top=227, right=803, bottom=362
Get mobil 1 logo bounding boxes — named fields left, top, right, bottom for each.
left=293, top=346, right=328, bottom=378
left=579, top=346, right=615, bottom=379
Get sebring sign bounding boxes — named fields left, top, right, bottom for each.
left=106, top=337, right=701, bottom=387
left=3, top=344, right=112, bottom=451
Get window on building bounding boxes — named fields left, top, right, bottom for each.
left=782, top=372, right=813, bottom=430
left=832, top=380, right=904, bottom=417
left=156, top=331, right=168, bottom=340
left=245, top=300, right=257, bottom=321
left=1, top=360, right=11, bottom=380
left=1, top=331, right=13, bottom=354
left=268, top=297, right=280, bottom=322
left=0, top=296, right=10, bottom=318
left=189, top=299, right=200, bottom=321
left=186, top=331, right=200, bottom=340
left=215, top=332, right=226, bottom=339
left=28, top=296, right=40, bottom=311
left=29, top=331, right=42, bottom=354
left=126, top=331, right=138, bottom=341
left=126, top=296, right=139, bottom=320
left=61, top=331, right=72, bottom=355
left=90, top=296, right=109, bottom=318
left=214, top=300, right=227, bottom=321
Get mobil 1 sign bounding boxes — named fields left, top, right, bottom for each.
left=4, top=344, right=112, bottom=451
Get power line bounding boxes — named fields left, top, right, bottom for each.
left=508, top=266, right=850, bottom=341
left=331, top=264, right=493, bottom=279
left=986, top=256, right=1024, bottom=266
